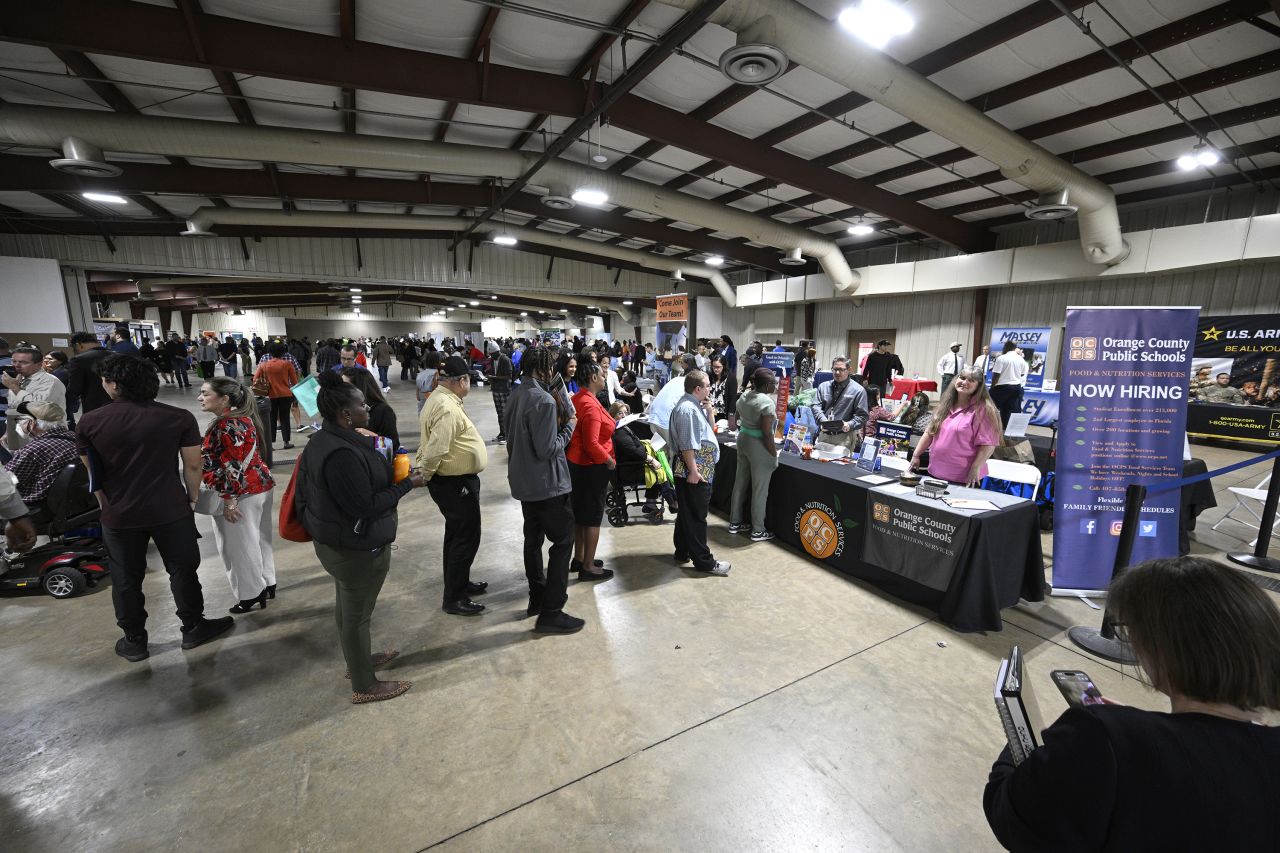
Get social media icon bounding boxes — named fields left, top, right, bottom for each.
left=1138, top=521, right=1158, bottom=538
left=1080, top=519, right=1097, bottom=535
left=1109, top=520, right=1124, bottom=536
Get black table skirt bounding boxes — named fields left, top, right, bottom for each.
left=710, top=442, right=1045, bottom=632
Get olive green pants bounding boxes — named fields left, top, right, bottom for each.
left=729, top=436, right=779, bottom=533
left=314, top=541, right=392, bottom=693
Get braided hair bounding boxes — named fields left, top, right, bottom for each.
left=316, top=368, right=362, bottom=424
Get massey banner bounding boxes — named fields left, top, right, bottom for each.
left=1053, top=307, right=1197, bottom=593
left=1187, top=313, right=1280, bottom=444
left=864, top=492, right=972, bottom=590
left=987, top=327, right=1053, bottom=391
left=1022, top=390, right=1060, bottom=427
left=655, top=293, right=689, bottom=359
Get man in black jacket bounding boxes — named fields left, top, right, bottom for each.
left=65, top=331, right=113, bottom=416
left=863, top=339, right=905, bottom=398
left=490, top=347, right=513, bottom=445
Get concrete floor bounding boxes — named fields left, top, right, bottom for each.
left=2, top=374, right=1275, bottom=852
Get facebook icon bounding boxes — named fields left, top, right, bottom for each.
left=1080, top=519, right=1098, bottom=535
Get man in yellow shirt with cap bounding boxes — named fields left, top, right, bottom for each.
left=417, top=355, right=489, bottom=616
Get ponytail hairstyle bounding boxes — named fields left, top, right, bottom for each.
left=316, top=368, right=363, bottom=424
left=204, top=376, right=266, bottom=439
left=340, top=366, right=386, bottom=406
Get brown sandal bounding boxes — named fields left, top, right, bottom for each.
left=343, top=649, right=400, bottom=679
left=351, top=680, right=412, bottom=704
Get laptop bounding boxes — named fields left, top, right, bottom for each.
left=994, top=645, right=1038, bottom=765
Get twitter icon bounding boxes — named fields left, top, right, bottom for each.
left=1138, top=520, right=1158, bottom=538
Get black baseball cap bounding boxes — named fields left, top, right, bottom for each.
left=440, top=355, right=470, bottom=378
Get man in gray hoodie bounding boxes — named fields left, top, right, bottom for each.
left=503, top=346, right=583, bottom=635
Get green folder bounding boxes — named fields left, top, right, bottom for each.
left=291, top=374, right=320, bottom=418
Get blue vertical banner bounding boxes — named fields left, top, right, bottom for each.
left=987, top=327, right=1053, bottom=390
left=1052, top=307, right=1198, bottom=593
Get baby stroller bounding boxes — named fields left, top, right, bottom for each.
left=0, top=462, right=110, bottom=599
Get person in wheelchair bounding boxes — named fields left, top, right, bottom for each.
left=3, top=400, right=77, bottom=526
left=608, top=402, right=676, bottom=518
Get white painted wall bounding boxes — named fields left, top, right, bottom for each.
left=0, top=256, right=70, bottom=334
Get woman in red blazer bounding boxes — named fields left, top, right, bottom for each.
left=567, top=359, right=616, bottom=581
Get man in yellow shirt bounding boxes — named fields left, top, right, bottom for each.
left=417, top=355, right=489, bottom=616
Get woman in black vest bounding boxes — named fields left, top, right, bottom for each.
left=297, top=371, right=425, bottom=704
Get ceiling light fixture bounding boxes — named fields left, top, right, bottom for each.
left=491, top=295, right=499, bottom=300
left=1195, top=146, right=1221, bottom=166
left=705, top=255, right=725, bottom=266
left=622, top=300, right=633, bottom=305
left=82, top=191, right=128, bottom=205
left=349, top=287, right=362, bottom=293
left=520, top=311, right=528, bottom=317
left=469, top=300, right=479, bottom=306
left=847, top=218, right=875, bottom=237
left=571, top=187, right=609, bottom=207
left=838, top=0, right=914, bottom=50
left=493, top=234, right=518, bottom=246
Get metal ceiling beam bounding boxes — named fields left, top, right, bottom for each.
left=782, top=94, right=1280, bottom=231
left=0, top=214, right=684, bottom=281
left=508, top=0, right=651, bottom=153
left=0, top=0, right=988, bottom=252
left=450, top=0, right=730, bottom=250
left=0, top=155, right=791, bottom=271
left=434, top=7, right=499, bottom=144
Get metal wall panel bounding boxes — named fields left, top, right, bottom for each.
left=813, top=290, right=975, bottom=383
left=0, top=234, right=692, bottom=301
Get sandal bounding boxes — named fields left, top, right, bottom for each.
left=344, top=649, right=400, bottom=679
left=351, top=680, right=412, bottom=704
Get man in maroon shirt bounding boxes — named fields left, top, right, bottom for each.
left=76, top=355, right=233, bottom=662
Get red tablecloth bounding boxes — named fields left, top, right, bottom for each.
left=892, top=378, right=938, bottom=398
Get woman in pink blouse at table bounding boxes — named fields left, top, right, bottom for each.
left=908, top=369, right=1002, bottom=486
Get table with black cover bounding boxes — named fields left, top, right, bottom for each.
left=710, top=440, right=1045, bottom=632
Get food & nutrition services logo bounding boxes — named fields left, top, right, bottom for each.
left=796, top=497, right=853, bottom=560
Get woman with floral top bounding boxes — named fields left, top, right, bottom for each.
left=707, top=355, right=738, bottom=423
left=198, top=377, right=277, bottom=613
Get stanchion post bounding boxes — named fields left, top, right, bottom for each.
left=1068, top=483, right=1145, bottom=664
left=1228, top=455, right=1280, bottom=574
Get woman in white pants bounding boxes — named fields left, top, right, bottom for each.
left=198, top=377, right=277, bottom=613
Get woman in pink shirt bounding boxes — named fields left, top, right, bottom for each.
left=909, top=369, right=1002, bottom=486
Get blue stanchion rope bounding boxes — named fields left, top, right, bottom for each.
left=1146, top=447, right=1280, bottom=497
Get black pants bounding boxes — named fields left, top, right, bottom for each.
left=199, top=360, right=215, bottom=380
left=426, top=473, right=482, bottom=605
left=270, top=396, right=293, bottom=443
left=520, top=493, right=574, bottom=614
left=101, top=513, right=204, bottom=638
left=172, top=357, right=190, bottom=387
left=990, top=384, right=1023, bottom=429
left=674, top=477, right=715, bottom=571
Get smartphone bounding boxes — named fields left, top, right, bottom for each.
left=1051, top=670, right=1105, bottom=708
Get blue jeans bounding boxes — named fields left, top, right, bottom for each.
left=222, top=360, right=238, bottom=379
left=377, top=365, right=389, bottom=386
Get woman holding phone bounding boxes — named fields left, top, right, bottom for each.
left=984, top=556, right=1280, bottom=852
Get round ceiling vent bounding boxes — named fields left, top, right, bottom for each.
left=779, top=247, right=806, bottom=266
left=50, top=137, right=124, bottom=177
left=719, top=43, right=788, bottom=86
left=50, top=158, right=123, bottom=177
left=541, top=194, right=576, bottom=210
left=1024, top=190, right=1078, bottom=221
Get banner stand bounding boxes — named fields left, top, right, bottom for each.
left=1226, top=455, right=1280, bottom=573
left=1067, top=483, right=1145, bottom=665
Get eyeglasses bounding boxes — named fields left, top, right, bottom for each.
left=832, top=367, right=849, bottom=373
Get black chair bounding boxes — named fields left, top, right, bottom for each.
left=37, top=462, right=101, bottom=538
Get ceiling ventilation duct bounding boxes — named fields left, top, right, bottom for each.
left=659, top=0, right=1129, bottom=266
left=0, top=104, right=859, bottom=294
left=540, top=179, right=576, bottom=211
left=779, top=247, right=805, bottom=266
left=719, top=14, right=788, bottom=85
left=50, top=136, right=122, bottom=177
left=1025, top=189, right=1078, bottom=221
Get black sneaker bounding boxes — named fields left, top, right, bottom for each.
left=180, top=616, right=234, bottom=650
left=114, top=634, right=149, bottom=662
left=533, top=610, right=585, bottom=635
left=495, top=435, right=506, bottom=445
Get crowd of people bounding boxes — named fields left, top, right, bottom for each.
left=4, top=325, right=1034, bottom=704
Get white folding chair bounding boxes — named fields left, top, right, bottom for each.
left=984, top=459, right=1042, bottom=502
left=1212, top=474, right=1277, bottom=548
